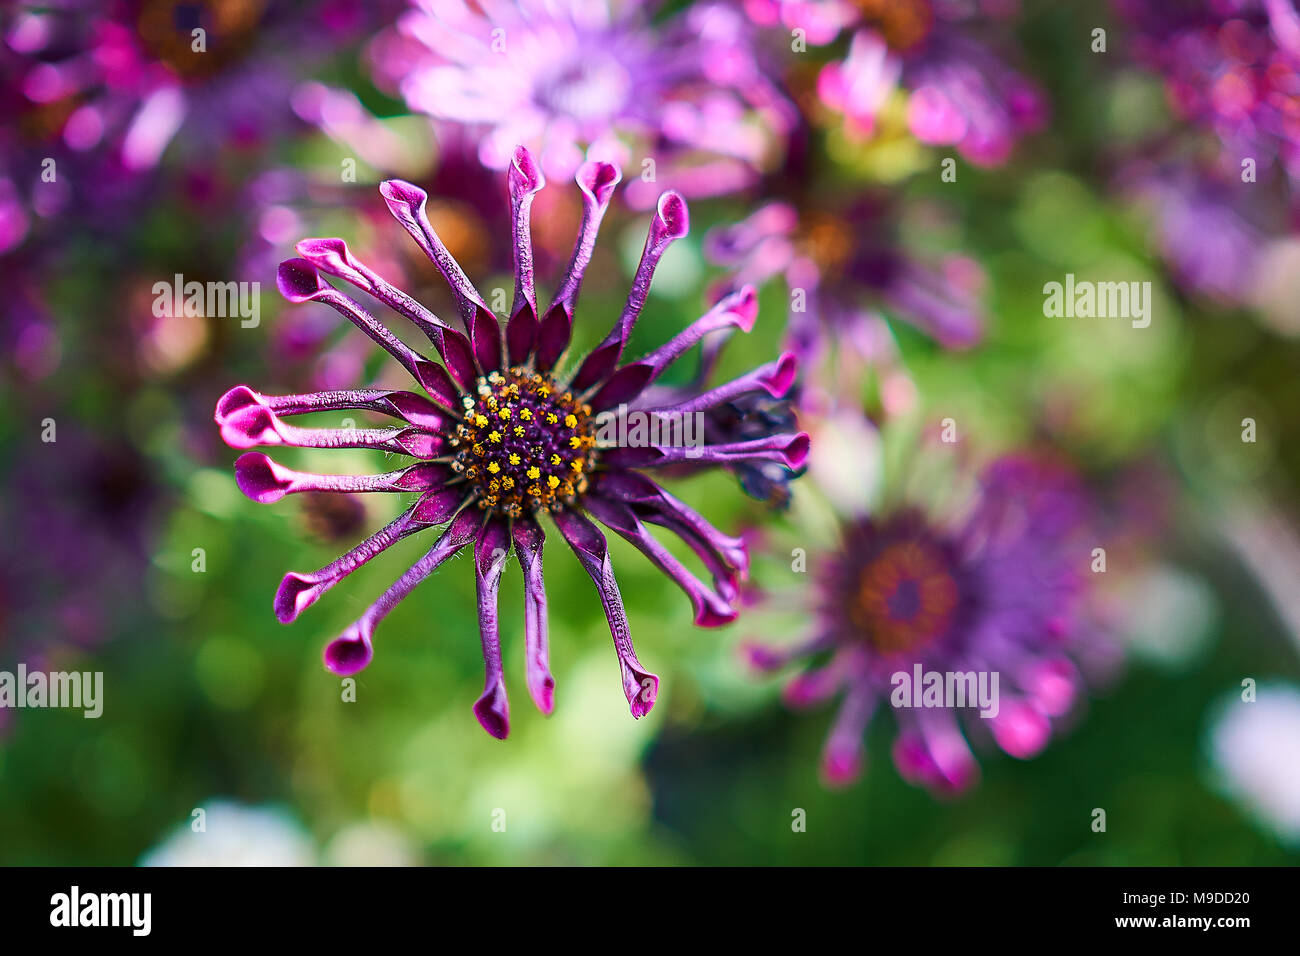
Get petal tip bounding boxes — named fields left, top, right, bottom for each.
left=764, top=353, right=799, bottom=397
left=510, top=145, right=545, bottom=194
left=323, top=628, right=373, bottom=676
left=379, top=178, right=427, bottom=213
left=628, top=671, right=660, bottom=719
left=820, top=747, right=863, bottom=788
left=274, top=572, right=318, bottom=624
left=234, top=451, right=290, bottom=503
left=655, top=190, right=689, bottom=240
left=576, top=159, right=622, bottom=206
left=214, top=385, right=259, bottom=425
left=473, top=683, right=511, bottom=739
left=276, top=257, right=328, bottom=303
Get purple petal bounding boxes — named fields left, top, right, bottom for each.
left=895, top=708, right=980, bottom=795
left=571, top=190, right=690, bottom=390
left=602, top=432, right=809, bottom=470
left=378, top=179, right=502, bottom=371
left=584, top=495, right=736, bottom=628
left=276, top=258, right=463, bottom=400
left=643, top=352, right=798, bottom=416
left=377, top=179, right=501, bottom=374
left=596, top=469, right=749, bottom=581
left=783, top=650, right=851, bottom=710
left=216, top=399, right=444, bottom=458
left=215, top=384, right=453, bottom=431
left=377, top=179, right=488, bottom=321
left=535, top=160, right=621, bottom=371
left=472, top=519, right=512, bottom=739
left=293, top=236, right=478, bottom=392
left=274, top=489, right=466, bottom=624
left=320, top=506, right=479, bottom=674
left=533, top=302, right=573, bottom=373
left=989, top=697, right=1052, bottom=759
left=513, top=518, right=555, bottom=715
left=235, top=453, right=449, bottom=504
left=505, top=146, right=545, bottom=365
left=741, top=632, right=835, bottom=673
left=821, top=683, right=876, bottom=788
left=586, top=286, right=758, bottom=410
left=552, top=508, right=660, bottom=719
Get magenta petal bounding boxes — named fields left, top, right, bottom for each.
left=470, top=304, right=503, bottom=373
left=587, top=364, right=655, bottom=411
left=513, top=519, right=555, bottom=715
left=584, top=495, right=736, bottom=628
left=272, top=491, right=466, bottom=624
left=217, top=399, right=281, bottom=448
left=1022, top=657, right=1080, bottom=717
left=276, top=257, right=331, bottom=302
left=378, top=178, right=493, bottom=329
left=633, top=285, right=758, bottom=381
left=783, top=662, right=846, bottom=709
left=276, top=258, right=458, bottom=402
left=293, top=236, right=471, bottom=385
left=913, top=709, right=981, bottom=794
left=235, top=452, right=294, bottom=503
left=473, top=682, right=510, bottom=740
left=314, top=507, right=479, bottom=670
left=640, top=353, right=799, bottom=417
left=533, top=301, right=573, bottom=371
left=472, top=520, right=512, bottom=739
left=235, top=453, right=449, bottom=503
left=552, top=508, right=660, bottom=719
left=506, top=145, right=545, bottom=364
left=819, top=685, right=875, bottom=788
left=324, top=624, right=373, bottom=676
left=572, top=190, right=690, bottom=390
left=541, top=160, right=622, bottom=361
left=604, top=432, right=809, bottom=470
left=990, top=699, right=1052, bottom=759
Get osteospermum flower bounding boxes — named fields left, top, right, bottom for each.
left=1120, top=159, right=1269, bottom=305
left=369, top=0, right=794, bottom=205
left=705, top=195, right=985, bottom=424
left=746, top=447, right=1110, bottom=792
left=0, top=0, right=389, bottom=248
left=749, top=0, right=1046, bottom=164
left=215, top=145, right=807, bottom=738
left=1114, top=0, right=1300, bottom=181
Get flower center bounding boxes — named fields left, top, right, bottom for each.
left=137, top=0, right=265, bottom=78
left=848, top=537, right=959, bottom=654
left=797, top=213, right=856, bottom=278
left=450, top=368, right=598, bottom=517
left=852, top=0, right=934, bottom=52
left=536, top=56, right=633, bottom=124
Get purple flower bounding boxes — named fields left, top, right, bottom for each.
left=705, top=198, right=985, bottom=420
left=0, top=0, right=393, bottom=245
left=369, top=0, right=795, bottom=206
left=752, top=0, right=1046, bottom=164
left=1120, top=159, right=1269, bottom=304
left=1114, top=0, right=1300, bottom=181
left=215, top=145, right=807, bottom=739
left=746, top=451, right=1110, bottom=792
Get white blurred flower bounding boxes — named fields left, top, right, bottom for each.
left=1208, top=684, right=1300, bottom=844
left=805, top=407, right=882, bottom=518
left=139, top=800, right=316, bottom=867
left=1117, top=564, right=1215, bottom=671
left=323, top=821, right=420, bottom=867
